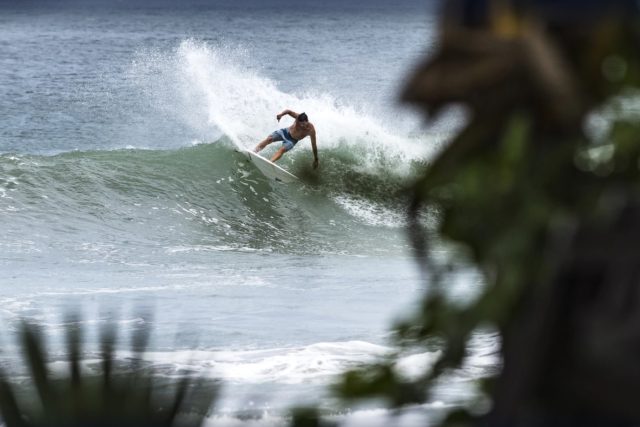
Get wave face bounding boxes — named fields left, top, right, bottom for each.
left=0, top=140, right=424, bottom=258
left=1, top=40, right=438, bottom=258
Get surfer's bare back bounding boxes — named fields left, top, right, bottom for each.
left=254, top=110, right=319, bottom=169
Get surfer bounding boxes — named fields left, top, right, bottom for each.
left=254, top=110, right=319, bottom=169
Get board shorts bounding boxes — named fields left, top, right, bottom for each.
left=270, top=128, right=299, bottom=152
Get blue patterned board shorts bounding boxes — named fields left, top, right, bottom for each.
left=270, top=128, right=299, bottom=152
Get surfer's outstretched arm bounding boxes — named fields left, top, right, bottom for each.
left=276, top=109, right=298, bottom=121
left=311, top=129, right=319, bottom=169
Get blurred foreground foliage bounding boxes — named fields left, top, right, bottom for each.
left=334, top=0, right=640, bottom=425
left=0, top=317, right=339, bottom=427
left=0, top=317, right=217, bottom=427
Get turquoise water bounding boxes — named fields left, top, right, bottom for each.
left=0, top=2, right=492, bottom=425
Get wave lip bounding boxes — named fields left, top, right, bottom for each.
left=129, top=39, right=433, bottom=173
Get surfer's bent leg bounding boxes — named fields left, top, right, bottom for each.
left=254, top=136, right=274, bottom=153
left=271, top=140, right=295, bottom=162
left=255, top=129, right=285, bottom=153
left=271, top=147, right=287, bottom=163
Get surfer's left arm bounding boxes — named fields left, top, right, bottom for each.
left=311, top=128, right=319, bottom=169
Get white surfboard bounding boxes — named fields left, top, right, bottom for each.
left=237, top=149, right=299, bottom=183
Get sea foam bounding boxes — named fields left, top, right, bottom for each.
left=128, top=39, right=434, bottom=176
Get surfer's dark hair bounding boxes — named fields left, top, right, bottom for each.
left=298, top=112, right=308, bottom=122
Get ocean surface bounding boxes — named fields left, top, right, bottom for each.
left=0, top=1, right=494, bottom=425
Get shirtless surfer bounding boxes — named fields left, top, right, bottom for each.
left=254, top=110, right=319, bottom=169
